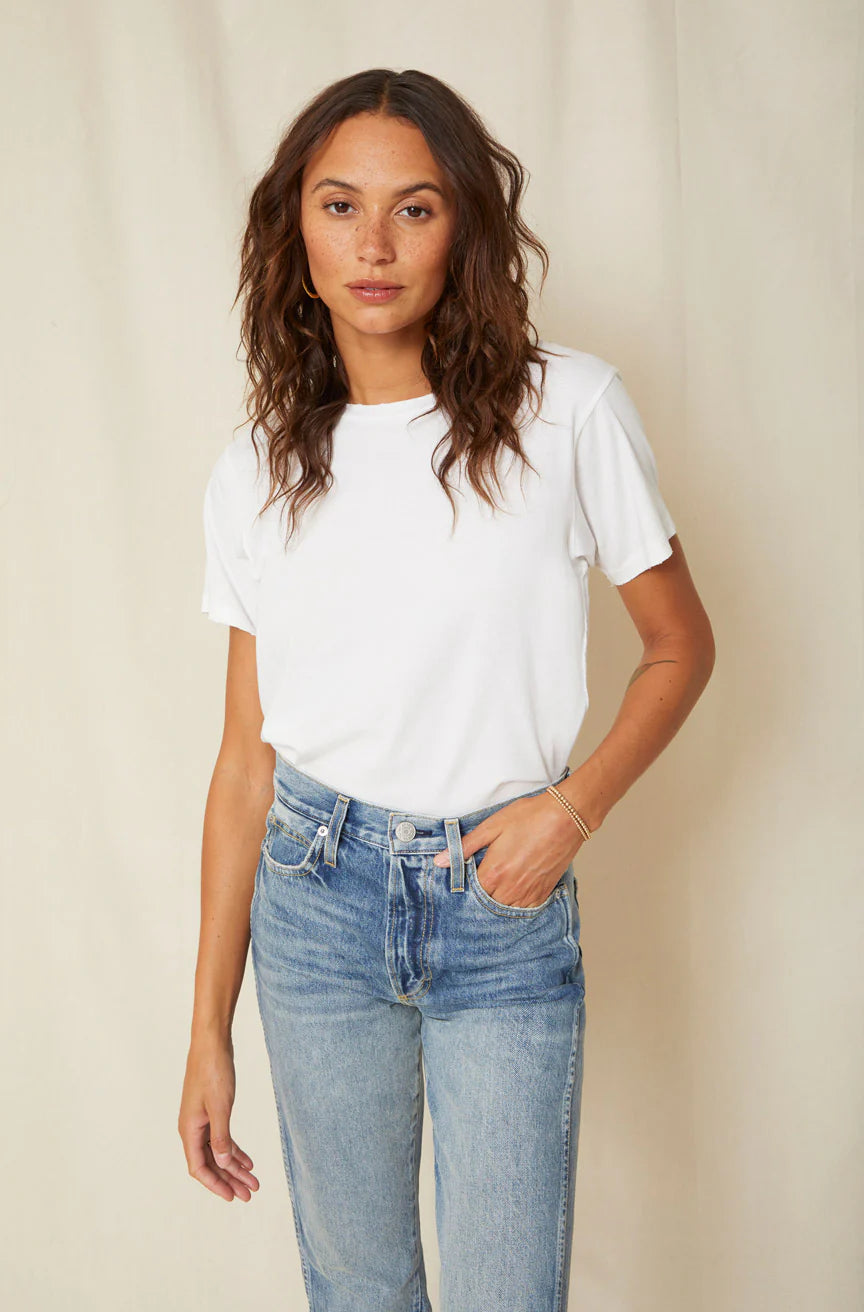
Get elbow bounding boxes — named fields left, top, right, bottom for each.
left=646, top=619, right=716, bottom=686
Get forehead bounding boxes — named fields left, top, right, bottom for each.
left=303, top=114, right=448, bottom=195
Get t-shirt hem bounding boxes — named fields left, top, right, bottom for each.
left=600, top=525, right=676, bottom=586
left=201, top=604, right=257, bottom=636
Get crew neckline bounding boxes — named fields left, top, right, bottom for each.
left=342, top=391, right=437, bottom=422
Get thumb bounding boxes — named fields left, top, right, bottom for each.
left=208, top=1115, right=235, bottom=1165
left=433, top=826, right=485, bottom=868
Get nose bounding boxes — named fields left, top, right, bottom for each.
left=354, top=213, right=397, bottom=262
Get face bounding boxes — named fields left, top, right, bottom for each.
left=299, top=113, right=457, bottom=352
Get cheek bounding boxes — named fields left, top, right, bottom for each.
left=305, top=226, right=351, bottom=271
left=399, top=238, right=451, bottom=299
left=410, top=226, right=452, bottom=271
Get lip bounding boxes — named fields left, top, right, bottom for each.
left=347, top=284, right=405, bottom=303
left=347, top=280, right=403, bottom=288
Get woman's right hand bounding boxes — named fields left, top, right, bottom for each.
left=178, top=1034, right=260, bottom=1202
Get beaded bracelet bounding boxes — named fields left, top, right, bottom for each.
left=545, top=785, right=592, bottom=842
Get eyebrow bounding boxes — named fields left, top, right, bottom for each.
left=309, top=177, right=446, bottom=200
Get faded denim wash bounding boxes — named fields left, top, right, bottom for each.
left=250, top=752, right=587, bottom=1312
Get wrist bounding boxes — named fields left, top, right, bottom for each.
left=190, top=1014, right=234, bottom=1048
left=554, top=772, right=608, bottom=835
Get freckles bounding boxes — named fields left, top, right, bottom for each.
left=403, top=233, right=450, bottom=268
left=314, top=232, right=351, bottom=266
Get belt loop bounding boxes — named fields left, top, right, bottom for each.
left=323, top=794, right=350, bottom=867
left=444, top=818, right=465, bottom=893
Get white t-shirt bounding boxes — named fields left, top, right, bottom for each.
left=201, top=340, right=676, bottom=817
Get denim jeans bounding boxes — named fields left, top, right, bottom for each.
left=250, top=753, right=587, bottom=1312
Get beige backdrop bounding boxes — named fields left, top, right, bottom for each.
left=3, top=2, right=861, bottom=1308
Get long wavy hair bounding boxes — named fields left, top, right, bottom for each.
left=233, top=67, right=554, bottom=543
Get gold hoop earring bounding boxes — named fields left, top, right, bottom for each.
left=301, top=274, right=320, bottom=299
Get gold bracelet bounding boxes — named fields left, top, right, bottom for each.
left=545, top=785, right=593, bottom=841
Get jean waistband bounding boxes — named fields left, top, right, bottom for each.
left=271, top=753, right=572, bottom=855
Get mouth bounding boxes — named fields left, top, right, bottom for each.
left=347, top=280, right=404, bottom=289
left=346, top=282, right=405, bottom=303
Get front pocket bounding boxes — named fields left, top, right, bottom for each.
left=262, top=797, right=329, bottom=877
left=466, top=851, right=566, bottom=919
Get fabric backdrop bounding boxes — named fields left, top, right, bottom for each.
left=2, top=2, right=861, bottom=1308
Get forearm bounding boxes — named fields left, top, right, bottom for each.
left=559, top=632, right=715, bottom=833
left=191, top=759, right=273, bottom=1045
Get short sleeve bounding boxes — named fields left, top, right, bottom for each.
left=200, top=444, right=260, bottom=635
left=571, top=370, right=677, bottom=585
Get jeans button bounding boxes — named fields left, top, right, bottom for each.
left=395, top=821, right=416, bottom=841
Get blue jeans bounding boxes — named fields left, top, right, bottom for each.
left=250, top=753, right=587, bottom=1312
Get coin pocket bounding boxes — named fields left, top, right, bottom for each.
left=262, top=798, right=329, bottom=877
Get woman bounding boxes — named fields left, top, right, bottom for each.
left=179, top=68, right=715, bottom=1312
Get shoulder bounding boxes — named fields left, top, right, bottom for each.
left=201, top=422, right=273, bottom=572
left=534, top=338, right=620, bottom=430
left=204, top=420, right=268, bottom=507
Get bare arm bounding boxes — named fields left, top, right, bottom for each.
left=179, top=626, right=275, bottom=1202
left=435, top=533, right=715, bottom=905
left=193, top=628, right=275, bottom=1041
left=556, top=533, right=716, bottom=831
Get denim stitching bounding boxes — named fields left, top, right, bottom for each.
left=322, top=795, right=350, bottom=868
left=466, top=854, right=566, bottom=918
left=385, top=846, right=435, bottom=1003
left=394, top=865, right=434, bottom=1002
left=249, top=936, right=315, bottom=1307
left=263, top=824, right=326, bottom=877
left=407, top=1031, right=430, bottom=1312
left=444, top=818, right=464, bottom=893
left=269, top=816, right=316, bottom=847
left=270, top=766, right=573, bottom=853
left=385, top=853, right=426, bottom=1003
left=561, top=867, right=580, bottom=978
left=553, top=994, right=586, bottom=1310
left=415, top=858, right=434, bottom=994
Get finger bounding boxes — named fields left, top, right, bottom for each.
left=215, top=1146, right=260, bottom=1194
left=208, top=1126, right=236, bottom=1169
left=206, top=1146, right=259, bottom=1200
left=208, top=1120, right=260, bottom=1197
left=184, top=1131, right=237, bottom=1202
left=193, top=1160, right=238, bottom=1200
left=433, top=823, right=492, bottom=867
left=232, top=1145, right=255, bottom=1170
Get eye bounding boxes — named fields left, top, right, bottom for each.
left=321, top=201, right=432, bottom=219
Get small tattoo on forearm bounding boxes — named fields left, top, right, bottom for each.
left=627, top=659, right=678, bottom=689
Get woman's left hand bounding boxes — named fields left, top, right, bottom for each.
left=432, top=790, right=587, bottom=908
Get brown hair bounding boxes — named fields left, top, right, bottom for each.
left=233, top=67, right=554, bottom=543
